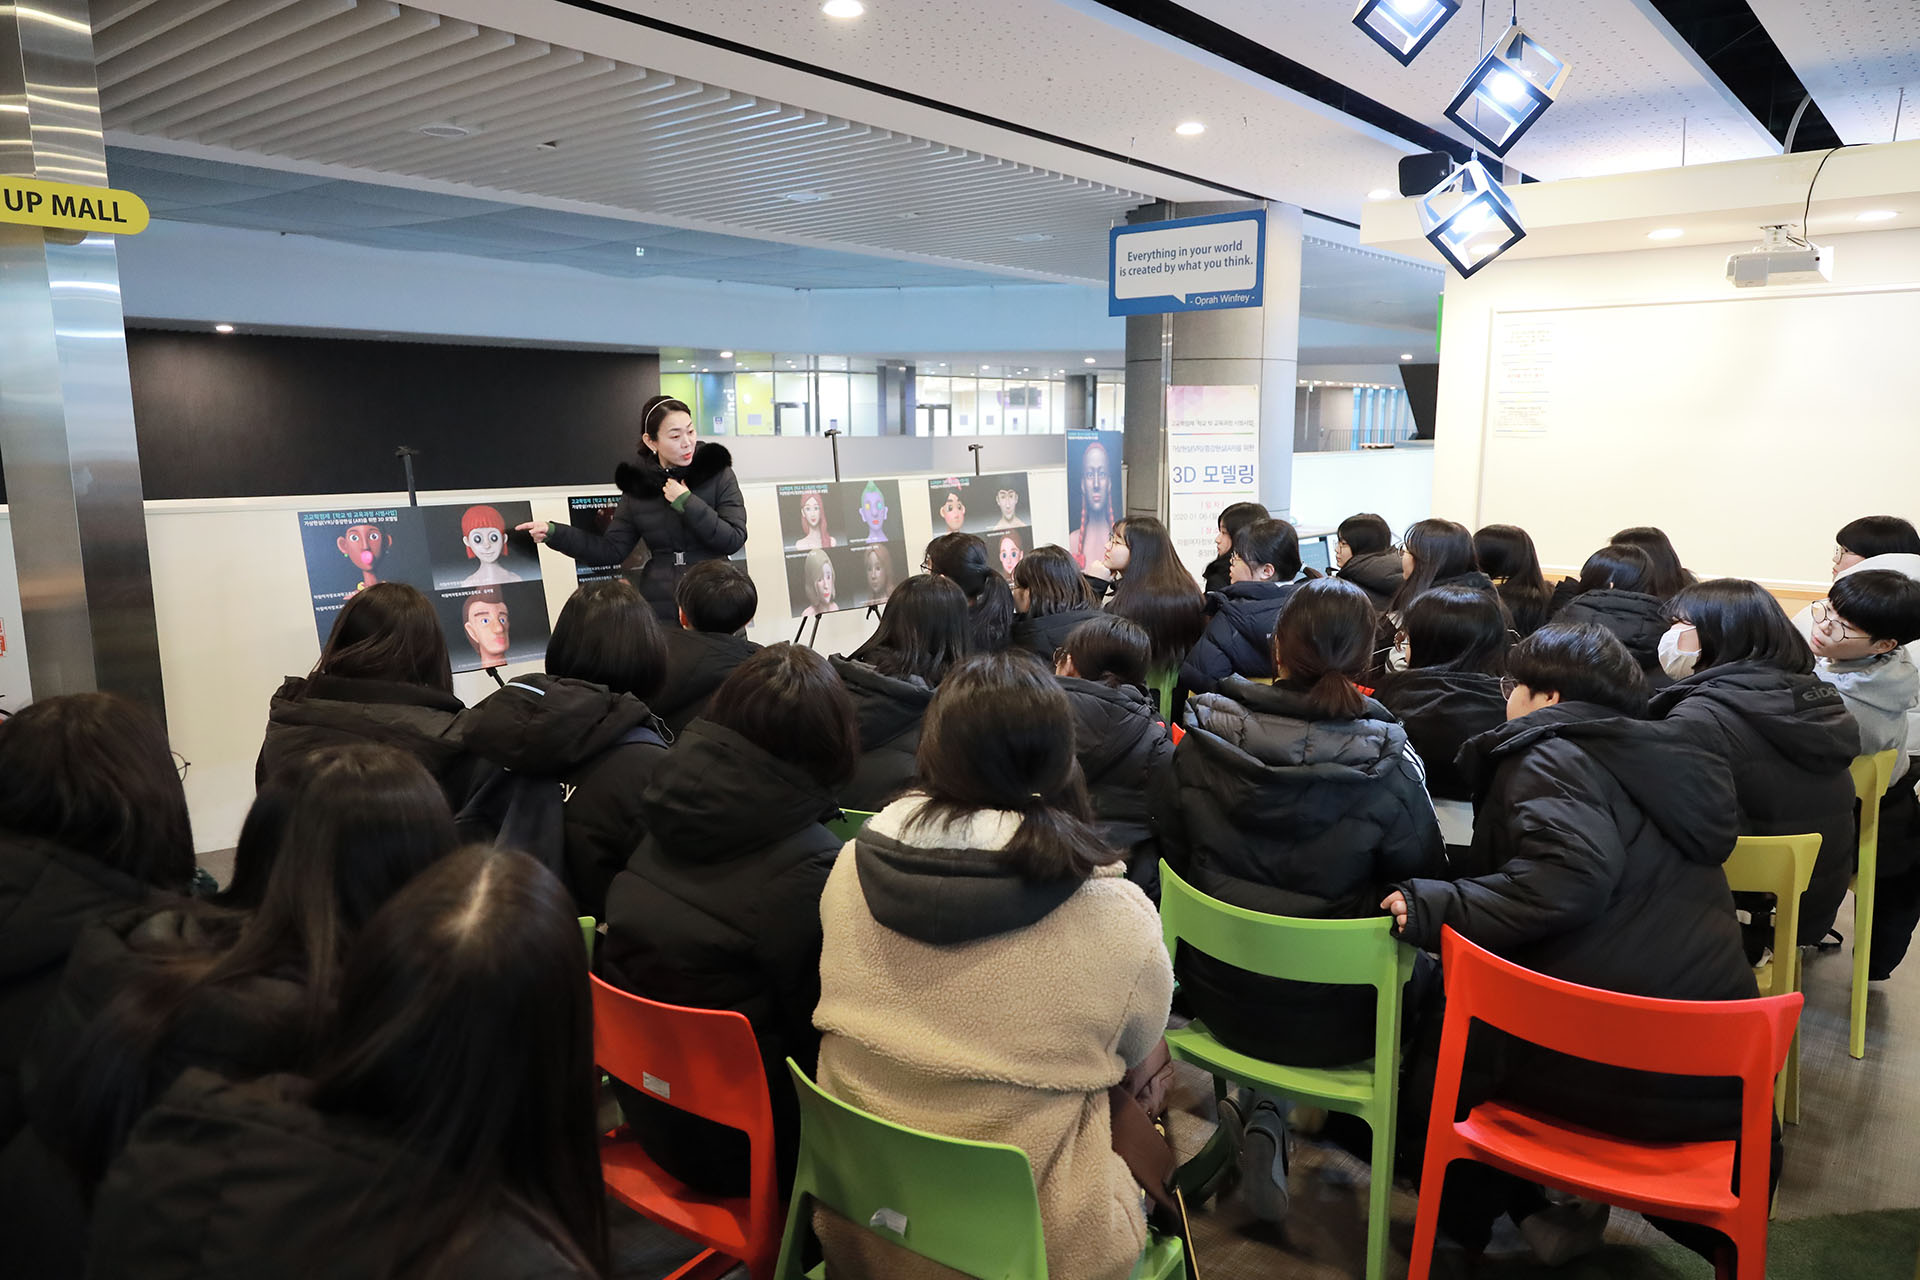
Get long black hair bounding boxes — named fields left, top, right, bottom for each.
left=849, top=574, right=971, bottom=685
left=1577, top=543, right=1655, bottom=595
left=1107, top=516, right=1206, bottom=671
left=1474, top=524, right=1550, bottom=632
left=927, top=532, right=1015, bottom=652
left=0, top=691, right=193, bottom=890
left=315, top=582, right=454, bottom=693
left=548, top=578, right=668, bottom=700
left=1669, top=579, right=1814, bottom=675
left=912, top=653, right=1118, bottom=882
left=1013, top=544, right=1092, bottom=616
left=1273, top=578, right=1378, bottom=719
left=1611, top=526, right=1693, bottom=599
left=309, top=847, right=607, bottom=1280
left=1400, top=584, right=1509, bottom=675
left=1390, top=519, right=1476, bottom=614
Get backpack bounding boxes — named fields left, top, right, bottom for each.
left=455, top=723, right=666, bottom=879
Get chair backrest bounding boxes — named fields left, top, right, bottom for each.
left=825, top=810, right=876, bottom=843
left=786, top=1060, right=1048, bottom=1278
left=1722, top=833, right=1819, bottom=975
left=579, top=916, right=596, bottom=955
left=589, top=974, right=776, bottom=1137
left=1159, top=860, right=1413, bottom=990
left=1436, top=927, right=1801, bottom=1082
left=1853, top=749, right=1899, bottom=807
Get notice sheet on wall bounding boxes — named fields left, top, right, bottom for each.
left=1490, top=314, right=1557, bottom=437
left=1165, top=384, right=1260, bottom=580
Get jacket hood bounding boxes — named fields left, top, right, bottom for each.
left=653, top=629, right=758, bottom=720
left=1186, top=680, right=1413, bottom=781
left=1435, top=569, right=1497, bottom=593
left=1208, top=581, right=1295, bottom=653
left=459, top=674, right=656, bottom=774
left=265, top=675, right=468, bottom=771
left=1821, top=648, right=1920, bottom=717
left=1649, top=660, right=1861, bottom=769
left=1377, top=667, right=1505, bottom=717
left=0, top=833, right=158, bottom=975
left=1462, top=701, right=1737, bottom=865
left=1839, top=553, right=1920, bottom=585
left=1559, top=589, right=1669, bottom=653
left=1059, top=676, right=1162, bottom=779
left=1339, top=550, right=1404, bottom=593
left=615, top=440, right=734, bottom=499
left=832, top=656, right=934, bottom=749
left=852, top=795, right=1106, bottom=945
left=638, top=720, right=838, bottom=858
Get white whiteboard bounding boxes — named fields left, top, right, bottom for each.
left=1474, top=286, right=1920, bottom=584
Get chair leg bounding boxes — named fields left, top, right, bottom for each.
left=1364, top=1111, right=1394, bottom=1280
left=1781, top=1029, right=1801, bottom=1126
left=1853, top=871, right=1877, bottom=1060
left=1406, top=1152, right=1455, bottom=1280
left=664, top=1250, right=739, bottom=1280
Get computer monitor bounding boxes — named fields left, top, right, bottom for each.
left=1300, top=536, right=1332, bottom=575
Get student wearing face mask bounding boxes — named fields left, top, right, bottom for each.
left=1651, top=580, right=1861, bottom=948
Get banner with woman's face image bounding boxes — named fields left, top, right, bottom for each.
left=1066, top=430, right=1123, bottom=570
left=925, top=472, right=1031, bottom=539
left=776, top=479, right=907, bottom=618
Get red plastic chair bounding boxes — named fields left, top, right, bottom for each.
left=1407, top=928, right=1801, bottom=1280
left=589, top=975, right=782, bottom=1280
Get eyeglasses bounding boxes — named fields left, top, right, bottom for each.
left=172, top=750, right=191, bottom=780
left=1833, top=546, right=1853, bottom=563
left=1499, top=676, right=1519, bottom=699
left=1811, top=599, right=1868, bottom=641
left=919, top=558, right=932, bottom=573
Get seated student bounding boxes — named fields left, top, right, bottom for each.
left=0, top=694, right=194, bottom=1154
left=834, top=575, right=971, bottom=811
left=1653, top=579, right=1860, bottom=947
left=1010, top=545, right=1099, bottom=661
left=1612, top=526, right=1696, bottom=599
left=927, top=532, right=1016, bottom=653
left=1380, top=519, right=1503, bottom=675
left=1162, top=578, right=1445, bottom=1074
left=1104, top=515, right=1207, bottom=686
left=1178, top=517, right=1303, bottom=695
left=1794, top=516, right=1920, bottom=750
left=14, top=748, right=456, bottom=1276
left=87, top=849, right=608, bottom=1280
left=1472, top=523, right=1552, bottom=638
left=1554, top=543, right=1671, bottom=686
left=812, top=653, right=1173, bottom=1280
left=258, top=581, right=473, bottom=802
left=1331, top=512, right=1403, bottom=611
left=1383, top=623, right=1760, bottom=1261
left=1055, top=615, right=1176, bottom=894
left=1202, top=502, right=1270, bottom=594
left=652, top=559, right=762, bottom=736
left=1376, top=585, right=1510, bottom=807
left=602, top=644, right=855, bottom=1195
left=458, top=579, right=669, bottom=917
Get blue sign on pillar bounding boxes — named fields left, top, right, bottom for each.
left=1109, top=209, right=1266, bottom=317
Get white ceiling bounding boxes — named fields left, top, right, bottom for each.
left=1749, top=0, right=1920, bottom=145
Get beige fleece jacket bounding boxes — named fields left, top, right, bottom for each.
left=812, top=796, right=1174, bottom=1280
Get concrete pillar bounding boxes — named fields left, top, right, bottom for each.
left=1064, top=373, right=1095, bottom=434
left=877, top=362, right=917, bottom=436
left=0, top=0, right=165, bottom=710
left=1122, top=201, right=1304, bottom=521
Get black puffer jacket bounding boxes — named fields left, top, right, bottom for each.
left=832, top=656, right=934, bottom=812
left=88, top=1071, right=594, bottom=1280
left=1557, top=589, right=1672, bottom=685
left=544, top=442, right=748, bottom=621
left=601, top=720, right=841, bottom=1193
left=1375, top=669, right=1508, bottom=802
left=1178, top=581, right=1297, bottom=694
left=458, top=674, right=666, bottom=919
left=0, top=833, right=170, bottom=1147
left=1060, top=677, right=1174, bottom=894
left=1011, top=606, right=1100, bottom=664
left=256, top=674, right=473, bottom=800
left=1651, top=661, right=1862, bottom=944
left=1161, top=681, right=1446, bottom=1065
left=653, top=628, right=760, bottom=737
left=1337, top=549, right=1404, bottom=611
left=1395, top=703, right=1758, bottom=1137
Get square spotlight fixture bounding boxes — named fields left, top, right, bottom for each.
left=1443, top=23, right=1569, bottom=156
left=1352, top=0, right=1460, bottom=65
left=1418, top=159, right=1525, bottom=277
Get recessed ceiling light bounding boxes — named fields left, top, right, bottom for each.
left=535, top=140, right=559, bottom=152
left=981, top=364, right=992, bottom=371
left=1083, top=356, right=1097, bottom=364
left=783, top=190, right=827, bottom=203
left=1367, top=188, right=1395, bottom=201
left=1012, top=232, right=1053, bottom=243
left=1174, top=121, right=1206, bottom=137
left=719, top=350, right=734, bottom=358
left=1646, top=227, right=1685, bottom=240
left=213, top=323, right=234, bottom=334
left=1400, top=353, right=1414, bottom=361
left=417, top=122, right=474, bottom=139
left=633, top=247, right=645, bottom=256
left=1858, top=209, right=1899, bottom=223
left=822, top=0, right=864, bottom=16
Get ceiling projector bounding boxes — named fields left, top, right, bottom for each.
left=1727, top=224, right=1832, bottom=288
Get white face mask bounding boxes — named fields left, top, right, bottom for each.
left=1386, top=635, right=1411, bottom=674
left=1658, top=626, right=1699, bottom=679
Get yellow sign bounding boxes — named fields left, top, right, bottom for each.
left=0, top=176, right=149, bottom=235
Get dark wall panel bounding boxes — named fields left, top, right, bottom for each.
left=123, top=330, right=661, bottom=500
left=1399, top=361, right=1439, bottom=440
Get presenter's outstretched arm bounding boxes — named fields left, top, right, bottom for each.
left=522, top=509, right=640, bottom=567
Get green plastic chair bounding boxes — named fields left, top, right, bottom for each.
left=579, top=916, right=596, bottom=956
left=1722, top=834, right=1818, bottom=1125
left=825, top=810, right=876, bottom=844
left=1159, top=861, right=1413, bottom=1280
left=1149, top=668, right=1177, bottom=721
left=1849, top=749, right=1899, bottom=1060
left=775, top=1061, right=1184, bottom=1280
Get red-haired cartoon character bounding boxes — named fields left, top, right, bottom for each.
left=463, top=590, right=511, bottom=670
left=459, top=505, right=523, bottom=587
left=337, top=523, right=389, bottom=591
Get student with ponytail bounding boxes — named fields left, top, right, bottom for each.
left=812, top=652, right=1173, bottom=1280
left=1160, top=578, right=1444, bottom=1071
left=926, top=532, right=1016, bottom=653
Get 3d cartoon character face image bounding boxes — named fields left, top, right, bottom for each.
left=940, top=491, right=967, bottom=533
left=999, top=534, right=1024, bottom=580
left=463, top=591, right=511, bottom=669
left=859, top=482, right=890, bottom=542
left=994, top=487, right=1024, bottom=529
left=865, top=546, right=894, bottom=602
left=792, top=491, right=835, bottom=551
left=337, top=523, right=388, bottom=589
left=459, top=504, right=523, bottom=587
left=803, top=548, right=836, bottom=617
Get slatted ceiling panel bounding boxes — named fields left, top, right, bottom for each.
left=97, top=0, right=1146, bottom=283
left=1748, top=0, right=1920, bottom=145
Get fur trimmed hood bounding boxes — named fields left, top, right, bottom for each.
left=614, top=441, right=734, bottom=499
